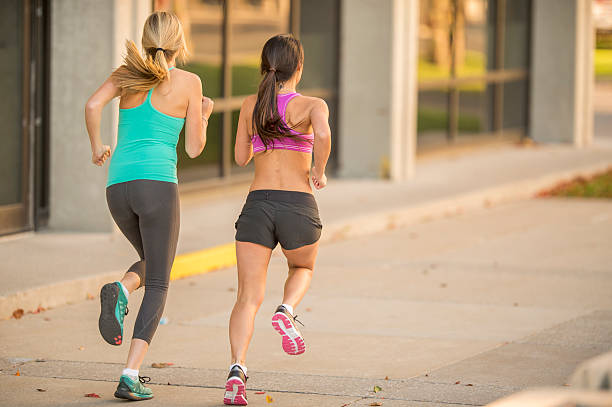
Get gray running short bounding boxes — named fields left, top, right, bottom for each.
left=235, top=189, right=322, bottom=250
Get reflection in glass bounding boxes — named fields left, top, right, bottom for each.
left=231, top=0, right=290, bottom=96
left=504, top=0, right=530, bottom=69
left=503, top=80, right=528, bottom=130
left=419, top=0, right=452, bottom=81
left=457, top=82, right=494, bottom=138
left=299, top=0, right=339, bottom=90
left=177, top=113, right=223, bottom=182
left=456, top=0, right=492, bottom=77
left=417, top=89, right=449, bottom=150
left=0, top=0, right=24, bottom=205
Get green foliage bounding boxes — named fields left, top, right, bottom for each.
left=595, top=49, right=612, bottom=80
left=417, top=108, right=481, bottom=133
left=550, top=171, right=612, bottom=198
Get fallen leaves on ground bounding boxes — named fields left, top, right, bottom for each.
left=384, top=376, right=389, bottom=380
left=36, top=388, right=46, bottom=392
left=370, top=402, right=383, bottom=406
left=454, top=381, right=461, bottom=384
left=30, top=306, right=46, bottom=314
left=151, top=362, right=174, bottom=368
left=373, top=385, right=382, bottom=393
left=12, top=309, right=24, bottom=319
left=84, top=393, right=101, bottom=398
left=266, top=395, right=274, bottom=403
left=465, top=383, right=473, bottom=386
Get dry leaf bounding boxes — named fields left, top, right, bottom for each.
left=465, top=383, right=473, bottom=386
left=384, top=376, right=389, bottom=380
left=454, top=381, right=461, bottom=385
left=370, top=402, right=383, bottom=406
left=151, top=362, right=174, bottom=368
left=84, top=393, right=101, bottom=398
left=266, top=395, right=274, bottom=403
left=373, top=385, right=382, bottom=393
left=12, top=309, right=24, bottom=319
left=36, top=388, right=46, bottom=392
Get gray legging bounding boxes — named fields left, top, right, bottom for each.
left=106, top=180, right=180, bottom=344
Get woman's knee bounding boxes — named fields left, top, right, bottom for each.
left=236, top=289, right=265, bottom=308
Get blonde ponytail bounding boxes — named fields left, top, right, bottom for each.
left=111, top=11, right=187, bottom=93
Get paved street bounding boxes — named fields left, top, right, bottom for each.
left=1, top=197, right=611, bottom=406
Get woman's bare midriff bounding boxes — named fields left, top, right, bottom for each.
left=249, top=149, right=313, bottom=194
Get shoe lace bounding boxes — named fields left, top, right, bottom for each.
left=293, top=315, right=305, bottom=327
left=138, top=376, right=151, bottom=384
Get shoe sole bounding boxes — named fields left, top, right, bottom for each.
left=271, top=312, right=305, bottom=355
left=99, top=283, right=122, bottom=346
left=223, top=377, right=247, bottom=405
left=114, top=390, right=154, bottom=401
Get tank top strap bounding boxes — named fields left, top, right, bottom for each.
left=146, top=67, right=175, bottom=102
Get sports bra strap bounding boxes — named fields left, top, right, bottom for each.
left=278, top=92, right=300, bottom=122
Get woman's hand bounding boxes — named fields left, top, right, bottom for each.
left=202, top=96, right=214, bottom=121
left=311, top=166, right=327, bottom=190
left=92, top=145, right=111, bottom=166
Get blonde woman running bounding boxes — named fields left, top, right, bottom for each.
left=85, top=11, right=213, bottom=401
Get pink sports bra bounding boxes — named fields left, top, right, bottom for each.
left=251, top=92, right=314, bottom=154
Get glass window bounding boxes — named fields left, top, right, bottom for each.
left=230, top=0, right=290, bottom=96
left=455, top=0, right=492, bottom=77
left=502, top=79, right=528, bottom=130
left=0, top=0, right=24, bottom=205
left=503, top=0, right=530, bottom=69
left=299, top=0, right=339, bottom=90
left=419, top=0, right=453, bottom=81
left=418, top=0, right=530, bottom=151
left=417, top=89, right=450, bottom=149
left=457, top=82, right=494, bottom=138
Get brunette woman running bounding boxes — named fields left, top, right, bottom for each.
left=224, top=34, right=332, bottom=405
left=85, top=11, right=213, bottom=401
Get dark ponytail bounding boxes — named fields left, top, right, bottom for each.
left=252, top=34, right=307, bottom=150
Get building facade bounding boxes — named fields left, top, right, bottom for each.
left=0, top=0, right=594, bottom=235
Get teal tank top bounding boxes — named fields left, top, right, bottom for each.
left=107, top=69, right=185, bottom=187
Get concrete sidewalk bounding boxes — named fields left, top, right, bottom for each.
left=1, top=198, right=611, bottom=406
left=1, top=142, right=612, bottom=318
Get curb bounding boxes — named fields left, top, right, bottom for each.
left=1, top=161, right=610, bottom=320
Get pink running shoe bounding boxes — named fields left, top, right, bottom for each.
left=271, top=305, right=306, bottom=355
left=223, top=366, right=248, bottom=405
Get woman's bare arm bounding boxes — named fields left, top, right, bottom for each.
left=309, top=98, right=331, bottom=189
left=184, top=74, right=212, bottom=158
left=234, top=96, right=256, bottom=167
left=85, top=77, right=121, bottom=166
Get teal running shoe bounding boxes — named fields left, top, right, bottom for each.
left=114, top=375, right=153, bottom=401
left=98, top=282, right=128, bottom=345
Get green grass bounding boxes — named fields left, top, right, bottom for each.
left=418, top=50, right=486, bottom=91
left=595, top=48, right=612, bottom=80
left=539, top=169, right=612, bottom=198
left=418, top=108, right=482, bottom=133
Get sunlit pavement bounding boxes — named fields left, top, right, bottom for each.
left=1, top=197, right=611, bottom=406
